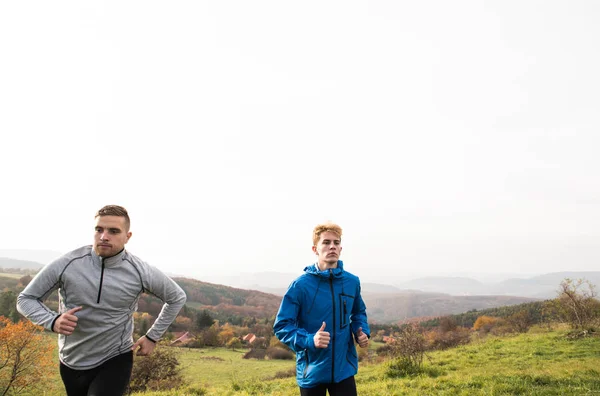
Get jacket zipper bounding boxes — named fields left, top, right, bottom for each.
left=329, top=270, right=336, bottom=383
left=97, top=257, right=105, bottom=303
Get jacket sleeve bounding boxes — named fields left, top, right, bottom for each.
left=350, top=281, right=370, bottom=338
left=16, top=259, right=63, bottom=331
left=273, top=282, right=315, bottom=353
left=140, top=263, right=187, bottom=342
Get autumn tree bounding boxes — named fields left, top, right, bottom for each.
left=218, top=323, right=235, bottom=346
left=0, top=317, right=55, bottom=396
left=473, top=315, right=502, bottom=334
left=226, top=337, right=243, bottom=350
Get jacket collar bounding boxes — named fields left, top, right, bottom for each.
left=91, top=247, right=126, bottom=268
left=304, top=260, right=345, bottom=278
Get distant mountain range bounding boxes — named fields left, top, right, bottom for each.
left=0, top=249, right=62, bottom=264
left=0, top=257, right=46, bottom=271
left=394, top=272, right=600, bottom=299
left=4, top=255, right=598, bottom=300
left=203, top=271, right=600, bottom=300
left=2, top=251, right=598, bottom=324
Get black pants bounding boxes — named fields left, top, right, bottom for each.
left=59, top=351, right=133, bottom=396
left=300, top=375, right=357, bottom=396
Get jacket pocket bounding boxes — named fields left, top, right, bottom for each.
left=338, top=293, right=354, bottom=329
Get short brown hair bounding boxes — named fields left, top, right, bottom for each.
left=95, top=205, right=130, bottom=230
left=312, top=222, right=342, bottom=245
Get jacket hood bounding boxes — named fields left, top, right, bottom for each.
left=304, top=260, right=345, bottom=278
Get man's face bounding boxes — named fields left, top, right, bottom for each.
left=312, top=231, right=342, bottom=268
left=93, top=215, right=131, bottom=258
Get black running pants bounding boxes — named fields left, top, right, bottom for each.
left=59, top=351, right=133, bottom=396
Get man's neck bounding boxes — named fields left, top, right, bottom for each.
left=317, top=261, right=338, bottom=271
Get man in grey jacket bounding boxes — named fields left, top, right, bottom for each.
left=17, top=205, right=187, bottom=396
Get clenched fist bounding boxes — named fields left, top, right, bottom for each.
left=53, top=306, right=82, bottom=335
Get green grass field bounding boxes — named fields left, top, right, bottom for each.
left=177, top=347, right=296, bottom=388
left=129, top=327, right=600, bottom=395
left=18, top=327, right=600, bottom=395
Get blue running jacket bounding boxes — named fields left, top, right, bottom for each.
left=273, top=261, right=370, bottom=388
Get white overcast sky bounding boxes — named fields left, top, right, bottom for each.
left=1, top=1, right=599, bottom=283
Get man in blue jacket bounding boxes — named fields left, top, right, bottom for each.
left=274, top=222, right=370, bottom=396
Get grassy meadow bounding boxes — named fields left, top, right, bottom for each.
left=138, top=326, right=600, bottom=395
left=18, top=326, right=600, bottom=396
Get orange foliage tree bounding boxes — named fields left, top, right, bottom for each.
left=473, top=315, right=501, bottom=333
left=218, top=323, right=235, bottom=346
left=0, top=317, right=55, bottom=396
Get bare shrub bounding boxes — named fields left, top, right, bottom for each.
left=386, top=324, right=427, bottom=377
left=551, top=278, right=600, bottom=331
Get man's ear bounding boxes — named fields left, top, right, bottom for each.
left=312, top=245, right=317, bottom=254
left=126, top=231, right=132, bottom=243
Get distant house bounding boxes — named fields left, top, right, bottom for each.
left=382, top=336, right=396, bottom=344
left=242, top=333, right=256, bottom=344
left=242, top=333, right=267, bottom=347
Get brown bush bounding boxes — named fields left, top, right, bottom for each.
left=438, top=316, right=458, bottom=333
left=128, top=346, right=185, bottom=393
left=243, top=348, right=267, bottom=360
left=425, top=326, right=471, bottom=350
left=266, top=347, right=294, bottom=360
left=507, top=310, right=533, bottom=333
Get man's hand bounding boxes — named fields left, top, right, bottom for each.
left=356, top=327, right=369, bottom=348
left=132, top=336, right=157, bottom=356
left=53, top=306, right=82, bottom=335
left=313, top=322, right=330, bottom=348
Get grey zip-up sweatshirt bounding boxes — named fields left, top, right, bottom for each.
left=17, top=246, right=187, bottom=370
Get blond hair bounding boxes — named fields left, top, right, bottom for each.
left=312, top=222, right=342, bottom=245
